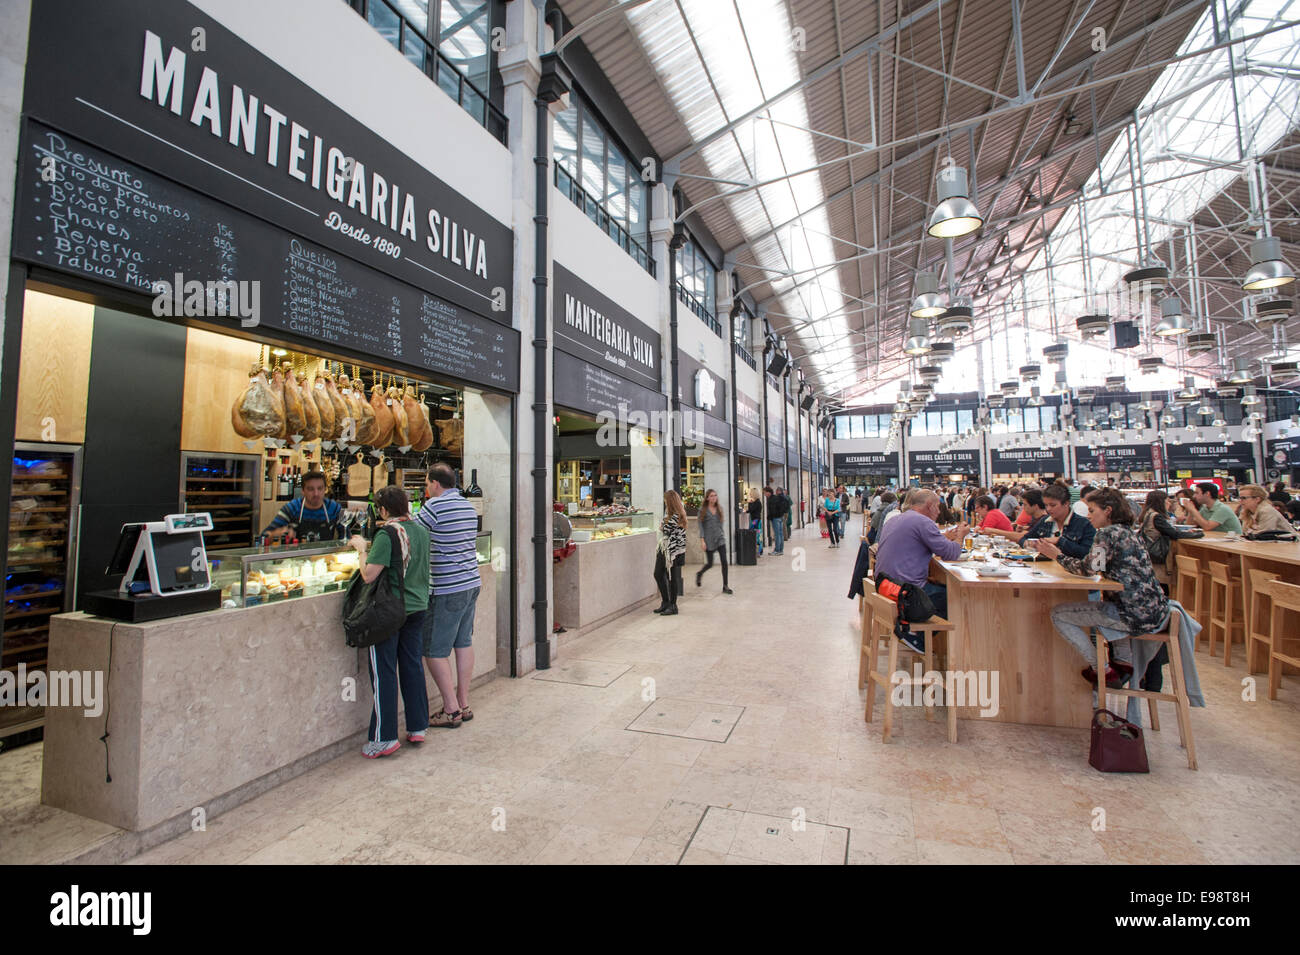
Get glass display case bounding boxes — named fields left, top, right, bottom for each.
left=208, top=541, right=359, bottom=608
left=567, top=511, right=655, bottom=542
left=475, top=531, right=492, bottom=566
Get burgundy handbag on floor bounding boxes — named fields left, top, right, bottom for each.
left=1088, top=709, right=1150, bottom=773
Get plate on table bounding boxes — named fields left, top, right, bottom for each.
left=970, top=562, right=1012, bottom=578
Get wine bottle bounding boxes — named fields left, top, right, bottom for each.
left=263, top=461, right=274, bottom=501
left=278, top=462, right=290, bottom=499
left=465, top=469, right=482, bottom=498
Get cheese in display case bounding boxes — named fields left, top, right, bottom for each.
left=208, top=541, right=360, bottom=608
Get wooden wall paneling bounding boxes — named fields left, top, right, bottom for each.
left=14, top=290, right=94, bottom=443
left=180, top=326, right=265, bottom=455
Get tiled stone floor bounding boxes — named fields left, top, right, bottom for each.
left=3, top=520, right=1300, bottom=864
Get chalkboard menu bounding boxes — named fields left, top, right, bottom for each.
left=13, top=121, right=519, bottom=392
left=1267, top=436, right=1299, bottom=470
left=554, top=349, right=666, bottom=427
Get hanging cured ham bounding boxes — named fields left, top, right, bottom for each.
left=281, top=362, right=307, bottom=437
left=270, top=365, right=289, bottom=439
left=338, top=375, right=365, bottom=444
left=368, top=384, right=394, bottom=447
left=387, top=385, right=410, bottom=447
left=347, top=376, right=378, bottom=445
left=231, top=364, right=284, bottom=437
left=324, top=372, right=351, bottom=441
left=411, top=394, right=434, bottom=452
left=297, top=372, right=321, bottom=440
left=311, top=372, right=337, bottom=439
left=401, top=384, right=428, bottom=450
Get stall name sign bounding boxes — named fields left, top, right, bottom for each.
left=563, top=293, right=656, bottom=374
left=553, top=264, right=660, bottom=394
left=991, top=447, right=1065, bottom=473
left=1074, top=444, right=1154, bottom=471
left=1165, top=441, right=1256, bottom=468
left=909, top=450, right=979, bottom=469
left=19, top=0, right=512, bottom=322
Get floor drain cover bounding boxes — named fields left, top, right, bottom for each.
left=766, top=827, right=780, bottom=836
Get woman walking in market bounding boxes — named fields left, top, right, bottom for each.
left=695, top=488, right=733, bottom=594
left=653, top=488, right=689, bottom=615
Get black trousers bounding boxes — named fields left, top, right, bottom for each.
left=654, top=551, right=685, bottom=606
left=698, top=545, right=729, bottom=588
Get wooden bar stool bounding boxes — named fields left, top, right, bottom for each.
left=863, top=592, right=958, bottom=743
left=1174, top=556, right=1204, bottom=646
left=1246, top=569, right=1280, bottom=675
left=1267, top=580, right=1300, bottom=702
left=1207, top=561, right=1245, bottom=666
left=857, top=577, right=876, bottom=690
left=1097, top=616, right=1197, bottom=770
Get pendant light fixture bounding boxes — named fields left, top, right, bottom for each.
left=1241, top=384, right=1261, bottom=407
left=1154, top=297, right=1190, bottom=337
left=904, top=317, right=932, bottom=356
left=927, top=166, right=983, bottom=238
left=910, top=272, right=946, bottom=318
left=1122, top=117, right=1170, bottom=290
left=1229, top=357, right=1253, bottom=385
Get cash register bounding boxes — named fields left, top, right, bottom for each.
left=81, top=513, right=224, bottom=622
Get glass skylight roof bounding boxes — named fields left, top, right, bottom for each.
left=627, top=0, right=854, bottom=386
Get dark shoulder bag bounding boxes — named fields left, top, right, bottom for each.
left=1141, top=519, right=1171, bottom=563
left=342, top=525, right=408, bottom=648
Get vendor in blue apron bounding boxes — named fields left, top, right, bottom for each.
left=263, top=470, right=342, bottom=541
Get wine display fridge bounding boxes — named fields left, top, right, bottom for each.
left=3, top=443, right=83, bottom=742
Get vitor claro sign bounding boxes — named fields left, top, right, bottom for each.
left=990, top=447, right=1065, bottom=474
left=19, top=0, right=511, bottom=322
left=1166, top=441, right=1256, bottom=470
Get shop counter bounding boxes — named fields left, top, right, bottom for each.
left=553, top=531, right=659, bottom=631
left=41, top=566, right=498, bottom=832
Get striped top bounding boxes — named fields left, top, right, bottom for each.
left=413, top=488, right=481, bottom=595
left=264, top=497, right=342, bottom=533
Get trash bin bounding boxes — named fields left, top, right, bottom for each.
left=735, top=528, right=758, bottom=565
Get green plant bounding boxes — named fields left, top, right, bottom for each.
left=681, top=486, right=704, bottom=510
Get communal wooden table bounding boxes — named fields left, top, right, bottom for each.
left=930, top=557, right=1123, bottom=729
left=1172, top=532, right=1300, bottom=672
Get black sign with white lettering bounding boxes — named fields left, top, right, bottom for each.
left=834, top=452, right=899, bottom=476
left=1074, top=443, right=1154, bottom=473
left=1266, top=436, right=1299, bottom=469
left=554, top=349, right=666, bottom=429
left=554, top=263, right=660, bottom=393
left=991, top=447, right=1066, bottom=474
left=1166, top=441, right=1256, bottom=469
left=20, top=0, right=511, bottom=322
left=908, top=450, right=980, bottom=475
left=14, top=121, right=520, bottom=391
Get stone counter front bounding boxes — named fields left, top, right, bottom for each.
left=42, top=567, right=498, bottom=832
left=553, top=532, right=659, bottom=631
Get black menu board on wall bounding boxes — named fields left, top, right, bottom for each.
left=736, top=428, right=764, bottom=459
left=554, top=350, right=666, bottom=427
left=12, top=121, right=520, bottom=392
left=1267, top=435, right=1299, bottom=471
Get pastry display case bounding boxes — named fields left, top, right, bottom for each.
left=208, top=541, right=359, bottom=608
left=567, top=509, right=655, bottom=542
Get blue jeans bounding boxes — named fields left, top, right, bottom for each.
left=922, top=582, right=948, bottom=619
left=1050, top=600, right=1132, bottom=668
left=770, top=517, right=785, bottom=554
left=367, top=609, right=430, bottom=742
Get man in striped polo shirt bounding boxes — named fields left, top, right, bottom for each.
left=415, top=463, right=481, bottom=728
